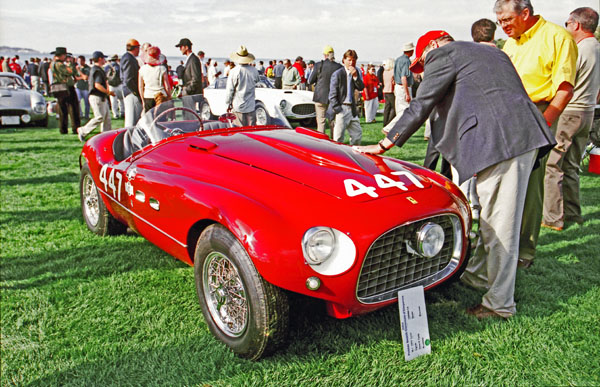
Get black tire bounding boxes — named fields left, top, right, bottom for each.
left=79, top=162, right=127, bottom=236
left=36, top=116, right=48, bottom=127
left=194, top=224, right=289, bottom=360
left=200, top=101, right=215, bottom=121
left=299, top=117, right=317, bottom=128
left=255, top=102, right=271, bottom=126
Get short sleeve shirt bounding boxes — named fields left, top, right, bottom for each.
left=394, top=55, right=413, bottom=87
left=89, top=65, right=107, bottom=97
left=503, top=16, right=577, bottom=103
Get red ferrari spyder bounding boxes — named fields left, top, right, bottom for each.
left=79, top=97, right=471, bottom=359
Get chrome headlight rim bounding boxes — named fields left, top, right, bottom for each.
left=302, top=227, right=336, bottom=265
left=416, top=222, right=445, bottom=258
left=302, top=226, right=357, bottom=276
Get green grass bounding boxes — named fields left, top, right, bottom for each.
left=1, top=114, right=599, bottom=386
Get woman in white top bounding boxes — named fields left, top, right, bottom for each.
left=138, top=46, right=171, bottom=112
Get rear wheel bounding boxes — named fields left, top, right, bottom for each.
left=255, top=102, right=271, bottom=126
left=194, top=224, right=289, bottom=360
left=80, top=163, right=127, bottom=236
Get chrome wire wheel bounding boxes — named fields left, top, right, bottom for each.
left=203, top=251, right=248, bottom=337
left=200, top=102, right=212, bottom=121
left=255, top=106, right=268, bottom=125
left=82, top=174, right=100, bottom=227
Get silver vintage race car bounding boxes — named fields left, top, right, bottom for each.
left=0, top=72, right=48, bottom=127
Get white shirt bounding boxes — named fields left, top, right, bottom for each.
left=225, top=64, right=259, bottom=113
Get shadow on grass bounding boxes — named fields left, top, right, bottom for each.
left=0, top=206, right=79, bottom=225
left=1, top=172, right=78, bottom=186
left=0, top=238, right=182, bottom=291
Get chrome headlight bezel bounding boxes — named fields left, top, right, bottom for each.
left=416, top=222, right=445, bottom=258
left=302, top=227, right=356, bottom=276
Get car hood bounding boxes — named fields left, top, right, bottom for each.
left=256, top=88, right=314, bottom=102
left=205, top=129, right=431, bottom=202
left=0, top=88, right=32, bottom=107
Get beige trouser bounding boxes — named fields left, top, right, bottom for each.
left=315, top=102, right=329, bottom=135
left=333, top=105, right=362, bottom=145
left=543, top=110, right=593, bottom=228
left=382, top=87, right=411, bottom=133
left=233, top=111, right=256, bottom=127
left=518, top=104, right=555, bottom=262
left=78, top=94, right=111, bottom=137
left=461, top=149, right=537, bottom=317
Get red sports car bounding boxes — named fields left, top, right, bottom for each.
left=79, top=98, right=471, bottom=360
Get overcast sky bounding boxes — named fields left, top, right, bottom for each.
left=1, top=0, right=597, bottom=61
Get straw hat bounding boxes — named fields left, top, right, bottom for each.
left=230, top=46, right=255, bottom=64
left=403, top=42, right=415, bottom=52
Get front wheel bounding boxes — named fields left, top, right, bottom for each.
left=194, top=224, right=289, bottom=360
left=80, top=162, right=127, bottom=236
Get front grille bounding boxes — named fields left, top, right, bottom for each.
left=0, top=109, right=27, bottom=116
left=291, top=103, right=315, bottom=116
left=356, top=214, right=459, bottom=304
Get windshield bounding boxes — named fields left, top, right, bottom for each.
left=0, top=75, right=27, bottom=89
left=135, top=96, right=204, bottom=146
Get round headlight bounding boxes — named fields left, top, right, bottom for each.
left=416, top=223, right=445, bottom=258
left=279, top=99, right=288, bottom=110
left=303, top=227, right=335, bottom=264
left=21, top=114, right=31, bottom=123
left=33, top=103, right=46, bottom=114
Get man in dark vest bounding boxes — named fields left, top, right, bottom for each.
left=308, top=45, right=342, bottom=137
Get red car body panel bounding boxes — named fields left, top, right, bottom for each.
left=81, top=124, right=471, bottom=318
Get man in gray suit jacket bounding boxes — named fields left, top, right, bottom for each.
left=176, top=38, right=203, bottom=96
left=354, top=31, right=556, bottom=319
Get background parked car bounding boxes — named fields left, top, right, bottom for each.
left=202, top=76, right=316, bottom=127
left=0, top=72, right=47, bottom=127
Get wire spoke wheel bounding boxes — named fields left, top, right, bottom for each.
left=82, top=173, right=100, bottom=227
left=203, top=251, right=248, bottom=337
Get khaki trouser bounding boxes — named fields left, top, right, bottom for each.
left=333, top=105, right=362, bottom=145
left=543, top=110, right=593, bottom=227
left=461, top=149, right=537, bottom=317
left=233, top=111, right=256, bottom=127
left=315, top=102, right=329, bottom=135
left=518, top=104, right=555, bottom=262
left=78, top=94, right=111, bottom=138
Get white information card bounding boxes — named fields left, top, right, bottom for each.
left=398, top=286, right=431, bottom=361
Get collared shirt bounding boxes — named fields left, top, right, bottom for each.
left=225, top=64, right=259, bottom=113
left=503, top=16, right=577, bottom=103
left=394, top=54, right=413, bottom=87
left=282, top=66, right=300, bottom=87
left=273, top=63, right=285, bottom=77
left=344, top=67, right=353, bottom=103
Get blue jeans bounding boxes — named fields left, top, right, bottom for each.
left=76, top=88, right=90, bottom=119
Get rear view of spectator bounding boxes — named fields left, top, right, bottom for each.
left=362, top=64, right=379, bottom=123
left=139, top=46, right=171, bottom=112
left=471, top=18, right=497, bottom=46
left=382, top=58, right=396, bottom=126
left=105, top=54, right=124, bottom=118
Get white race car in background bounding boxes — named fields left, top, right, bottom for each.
left=201, top=76, right=316, bottom=127
left=0, top=72, right=48, bottom=127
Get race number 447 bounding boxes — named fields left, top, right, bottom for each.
left=99, top=164, right=123, bottom=201
left=344, top=171, right=424, bottom=198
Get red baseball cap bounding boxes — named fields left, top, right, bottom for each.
left=409, top=30, right=450, bottom=73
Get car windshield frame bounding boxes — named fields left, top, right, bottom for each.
left=0, top=74, right=28, bottom=89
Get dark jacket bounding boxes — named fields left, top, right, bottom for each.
left=386, top=41, right=556, bottom=184
left=182, top=53, right=203, bottom=96
left=308, top=59, right=342, bottom=104
left=120, top=51, right=139, bottom=98
left=327, top=66, right=364, bottom=119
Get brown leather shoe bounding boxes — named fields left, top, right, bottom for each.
left=517, top=258, right=533, bottom=269
left=466, top=304, right=507, bottom=320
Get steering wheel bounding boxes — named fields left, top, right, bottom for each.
left=150, top=106, right=204, bottom=133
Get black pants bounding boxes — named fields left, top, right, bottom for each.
left=424, top=139, right=452, bottom=179
left=55, top=87, right=80, bottom=134
left=383, top=92, right=396, bottom=127
left=274, top=77, right=282, bottom=89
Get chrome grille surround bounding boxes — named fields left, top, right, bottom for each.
left=291, top=103, right=316, bottom=116
left=356, top=214, right=463, bottom=304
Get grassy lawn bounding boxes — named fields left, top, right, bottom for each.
left=1, top=114, right=599, bottom=386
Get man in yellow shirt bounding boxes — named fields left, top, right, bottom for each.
left=494, top=0, right=577, bottom=268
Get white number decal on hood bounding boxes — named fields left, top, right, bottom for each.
left=344, top=172, right=423, bottom=198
